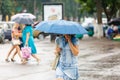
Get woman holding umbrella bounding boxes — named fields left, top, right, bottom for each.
left=22, top=24, right=40, bottom=64
left=12, top=13, right=40, bottom=64
left=55, top=34, right=79, bottom=80
left=34, top=20, right=88, bottom=79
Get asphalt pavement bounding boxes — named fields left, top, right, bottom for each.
left=0, top=36, right=120, bottom=80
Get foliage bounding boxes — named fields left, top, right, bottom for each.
left=76, top=0, right=96, bottom=16
left=0, top=0, right=14, bottom=20
left=0, top=0, right=14, bottom=15
left=101, top=0, right=120, bottom=21
left=76, top=0, right=120, bottom=21
left=0, top=0, right=80, bottom=21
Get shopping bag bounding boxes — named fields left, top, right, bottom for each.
left=21, top=46, right=31, bottom=59
left=52, top=54, right=60, bottom=70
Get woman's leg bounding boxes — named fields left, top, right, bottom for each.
left=15, top=45, right=28, bottom=64
left=31, top=54, right=40, bottom=63
left=5, top=46, right=15, bottom=62
left=15, top=45, right=23, bottom=61
left=11, top=50, right=17, bottom=62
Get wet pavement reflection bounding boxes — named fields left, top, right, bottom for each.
left=0, top=36, right=120, bottom=80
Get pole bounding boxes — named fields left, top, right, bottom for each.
left=34, top=0, right=36, bottom=15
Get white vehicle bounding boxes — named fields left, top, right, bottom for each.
left=0, top=21, right=14, bottom=43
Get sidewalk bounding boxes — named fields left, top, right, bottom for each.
left=0, top=36, right=120, bottom=80
left=79, top=37, right=120, bottom=80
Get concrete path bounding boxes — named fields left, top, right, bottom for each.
left=0, top=36, right=120, bottom=80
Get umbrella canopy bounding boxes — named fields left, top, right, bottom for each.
left=35, top=20, right=88, bottom=34
left=108, top=17, right=120, bottom=26
left=14, top=16, right=34, bottom=24
left=11, top=13, right=34, bottom=24
left=11, top=13, right=36, bottom=21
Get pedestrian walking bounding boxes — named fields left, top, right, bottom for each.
left=55, top=34, right=79, bottom=80
left=10, top=25, right=23, bottom=62
left=5, top=23, right=23, bottom=62
left=22, top=24, right=40, bottom=64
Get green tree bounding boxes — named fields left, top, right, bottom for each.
left=14, top=0, right=42, bottom=20
left=76, top=0, right=120, bottom=22
left=0, top=0, right=14, bottom=21
left=101, top=0, right=120, bottom=21
left=0, top=0, right=86, bottom=21
left=76, top=0, right=96, bottom=17
left=76, top=0, right=103, bottom=38
left=13, top=0, right=34, bottom=13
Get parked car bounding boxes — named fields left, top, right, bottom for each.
left=0, top=21, right=14, bottom=43
left=32, top=21, right=49, bottom=40
left=0, top=27, right=4, bottom=43
left=33, top=29, right=47, bottom=40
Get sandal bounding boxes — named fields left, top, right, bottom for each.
left=11, top=58, right=15, bottom=62
left=5, top=59, right=10, bottom=62
left=21, top=59, right=27, bottom=64
left=37, top=59, right=40, bottom=64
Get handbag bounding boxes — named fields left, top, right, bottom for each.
left=21, top=46, right=31, bottom=59
left=12, top=39, right=21, bottom=45
left=52, top=54, right=60, bottom=70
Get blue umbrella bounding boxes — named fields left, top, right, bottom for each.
left=35, top=20, right=88, bottom=34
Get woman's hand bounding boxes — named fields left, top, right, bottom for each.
left=25, top=42, right=28, bottom=46
left=55, top=46, right=61, bottom=55
left=65, top=35, right=71, bottom=41
left=65, top=35, right=79, bottom=56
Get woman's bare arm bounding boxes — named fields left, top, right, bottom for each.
left=25, top=32, right=30, bottom=46
left=65, top=35, right=79, bottom=56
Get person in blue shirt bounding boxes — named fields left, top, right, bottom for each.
left=55, top=34, right=79, bottom=80
left=107, top=27, right=114, bottom=39
left=22, top=24, right=40, bottom=64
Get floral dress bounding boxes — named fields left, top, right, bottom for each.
left=55, top=36, right=79, bottom=80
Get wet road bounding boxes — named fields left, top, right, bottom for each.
left=0, top=36, right=120, bottom=80
left=79, top=37, right=120, bottom=80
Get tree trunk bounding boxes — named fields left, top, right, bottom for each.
left=94, top=0, right=103, bottom=39
left=101, top=0, right=117, bottom=22
left=2, top=14, right=6, bottom=21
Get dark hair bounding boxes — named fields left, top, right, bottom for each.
left=69, top=34, right=75, bottom=37
left=62, top=34, right=77, bottom=47
left=26, top=24, right=31, bottom=26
